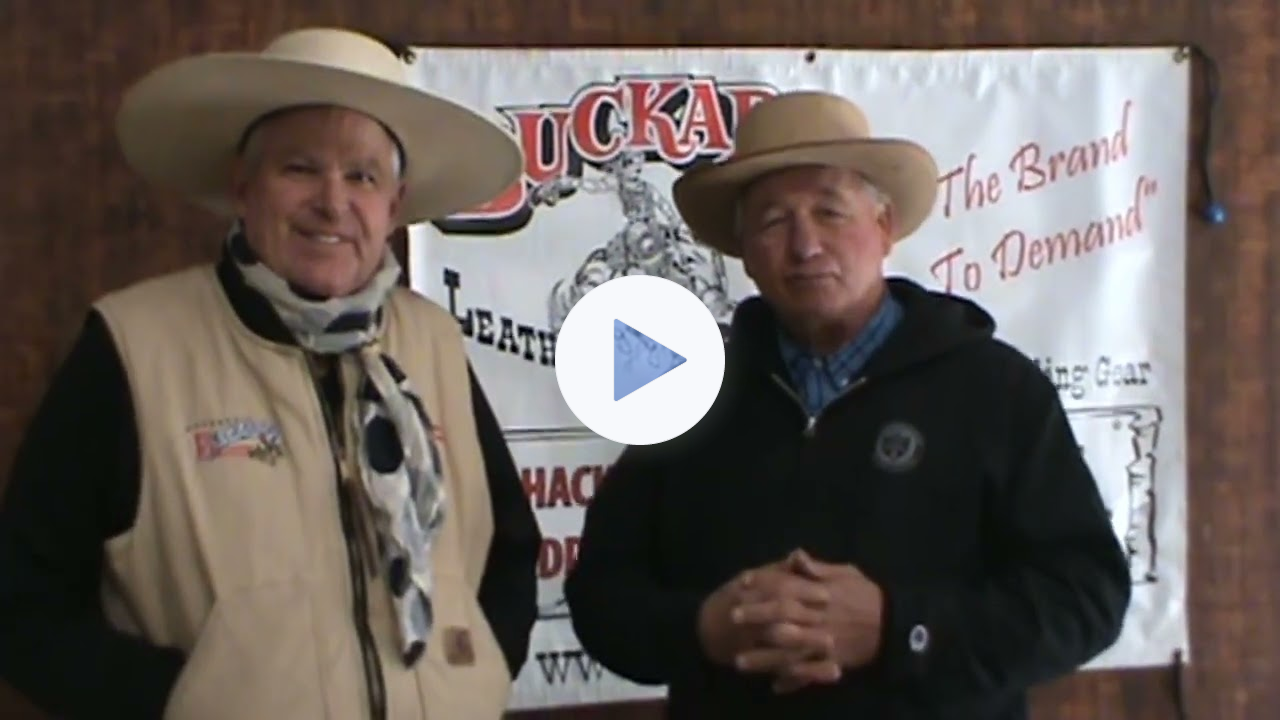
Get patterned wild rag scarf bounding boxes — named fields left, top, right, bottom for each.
left=226, top=221, right=445, bottom=666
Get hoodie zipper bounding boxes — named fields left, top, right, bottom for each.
left=770, top=373, right=869, bottom=437
left=313, top=371, right=388, bottom=720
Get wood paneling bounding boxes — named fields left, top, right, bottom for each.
left=1, top=1, right=1276, bottom=718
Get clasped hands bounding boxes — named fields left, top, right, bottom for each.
left=696, top=549, right=884, bottom=693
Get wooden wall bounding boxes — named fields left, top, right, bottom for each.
left=2, top=1, right=1276, bottom=718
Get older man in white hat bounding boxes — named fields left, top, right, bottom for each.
left=565, top=90, right=1131, bottom=719
left=0, top=28, right=540, bottom=720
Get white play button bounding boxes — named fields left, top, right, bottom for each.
left=554, top=275, right=726, bottom=446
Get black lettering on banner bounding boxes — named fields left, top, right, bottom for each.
left=535, top=649, right=607, bottom=685
left=444, top=267, right=558, bottom=368
left=1033, top=354, right=1155, bottom=401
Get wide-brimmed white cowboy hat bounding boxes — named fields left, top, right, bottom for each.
left=672, top=90, right=939, bottom=258
left=115, top=27, right=522, bottom=226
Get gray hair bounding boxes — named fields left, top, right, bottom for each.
left=732, top=168, right=890, bottom=240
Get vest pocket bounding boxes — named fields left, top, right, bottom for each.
left=163, top=580, right=327, bottom=720
left=414, top=572, right=513, bottom=720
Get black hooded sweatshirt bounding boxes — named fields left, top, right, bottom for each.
left=564, top=277, right=1132, bottom=719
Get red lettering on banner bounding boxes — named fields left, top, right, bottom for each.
left=522, top=464, right=608, bottom=509
left=538, top=535, right=581, bottom=580
left=929, top=174, right=1159, bottom=292
left=433, top=76, right=778, bottom=234
left=725, top=86, right=774, bottom=123
left=620, top=79, right=686, bottom=159
left=938, top=152, right=1002, bottom=219
left=934, top=99, right=1135, bottom=224
left=929, top=246, right=985, bottom=293
left=571, top=87, right=626, bottom=160
left=991, top=175, right=1157, bottom=282
left=1009, top=99, right=1133, bottom=194
left=926, top=100, right=1159, bottom=292
left=673, top=81, right=733, bottom=159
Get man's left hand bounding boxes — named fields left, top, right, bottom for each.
left=734, top=550, right=886, bottom=693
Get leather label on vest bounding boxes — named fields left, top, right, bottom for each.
left=443, top=627, right=475, bottom=667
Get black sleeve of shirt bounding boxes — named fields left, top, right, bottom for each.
left=873, top=356, right=1132, bottom=699
left=469, top=364, right=542, bottom=679
left=562, top=443, right=712, bottom=687
left=0, top=310, right=185, bottom=720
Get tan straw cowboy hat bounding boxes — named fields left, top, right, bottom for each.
left=672, top=90, right=940, bottom=258
left=115, top=27, right=522, bottom=226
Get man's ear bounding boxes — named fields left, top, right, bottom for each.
left=739, top=242, right=758, bottom=283
left=877, top=203, right=897, bottom=255
left=390, top=181, right=407, bottom=222
left=229, top=155, right=252, bottom=217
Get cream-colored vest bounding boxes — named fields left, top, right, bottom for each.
left=93, top=265, right=512, bottom=720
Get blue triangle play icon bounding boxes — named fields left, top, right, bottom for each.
left=614, top=319, right=687, bottom=401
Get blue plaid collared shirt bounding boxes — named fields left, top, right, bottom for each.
left=777, top=294, right=904, bottom=416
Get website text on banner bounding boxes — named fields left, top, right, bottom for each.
left=405, top=47, right=1189, bottom=711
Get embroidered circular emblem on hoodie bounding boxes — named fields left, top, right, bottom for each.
left=873, top=421, right=925, bottom=473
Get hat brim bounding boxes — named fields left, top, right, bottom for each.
left=672, top=139, right=939, bottom=258
left=115, top=53, right=522, bottom=226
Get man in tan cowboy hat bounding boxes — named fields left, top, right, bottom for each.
left=565, top=90, right=1130, bottom=719
left=0, top=28, right=540, bottom=720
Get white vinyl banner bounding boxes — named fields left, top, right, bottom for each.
left=406, top=47, right=1190, bottom=710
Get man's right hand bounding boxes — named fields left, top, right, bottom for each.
left=696, top=560, right=837, bottom=677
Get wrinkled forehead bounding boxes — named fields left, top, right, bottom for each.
left=739, top=165, right=867, bottom=210
left=236, top=104, right=406, bottom=168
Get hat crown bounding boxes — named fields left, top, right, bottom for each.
left=734, top=91, right=872, bottom=156
left=260, top=28, right=409, bottom=85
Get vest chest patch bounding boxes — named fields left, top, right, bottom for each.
left=188, top=417, right=286, bottom=466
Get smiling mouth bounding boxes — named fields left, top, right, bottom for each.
left=297, top=230, right=346, bottom=245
